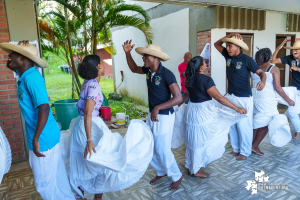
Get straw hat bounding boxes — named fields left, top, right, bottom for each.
left=222, top=36, right=249, bottom=51
left=135, top=44, right=170, bottom=61
left=285, top=41, right=300, bottom=50
left=0, top=42, right=47, bottom=68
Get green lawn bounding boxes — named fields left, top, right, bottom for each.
left=44, top=54, right=147, bottom=119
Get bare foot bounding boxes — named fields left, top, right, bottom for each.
left=236, top=154, right=247, bottom=160
left=181, top=163, right=190, bottom=173
left=194, top=168, right=210, bottom=177
left=231, top=151, right=239, bottom=156
left=292, top=132, right=300, bottom=139
left=150, top=174, right=167, bottom=185
left=93, top=193, right=103, bottom=200
left=169, top=175, right=184, bottom=190
left=252, top=147, right=264, bottom=155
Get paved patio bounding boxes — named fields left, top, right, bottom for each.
left=1, top=105, right=300, bottom=200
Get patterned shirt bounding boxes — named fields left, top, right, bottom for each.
left=77, top=79, right=103, bottom=117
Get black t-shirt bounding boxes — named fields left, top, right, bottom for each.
left=142, top=63, right=177, bottom=115
left=222, top=48, right=260, bottom=97
left=281, top=55, right=300, bottom=90
left=186, top=74, right=215, bottom=103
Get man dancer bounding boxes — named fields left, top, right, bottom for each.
left=270, top=39, right=300, bottom=139
left=214, top=33, right=266, bottom=160
left=178, top=52, right=192, bottom=104
left=1, top=41, right=75, bottom=199
left=122, top=40, right=183, bottom=190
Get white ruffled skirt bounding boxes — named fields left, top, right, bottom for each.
left=60, top=116, right=154, bottom=198
left=182, top=100, right=246, bottom=175
left=0, top=126, right=11, bottom=184
left=252, top=87, right=297, bottom=147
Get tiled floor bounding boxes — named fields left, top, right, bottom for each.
left=1, top=105, right=300, bottom=200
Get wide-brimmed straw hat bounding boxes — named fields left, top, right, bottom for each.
left=222, top=36, right=249, bottom=51
left=285, top=41, right=300, bottom=50
left=0, top=42, right=47, bottom=68
left=135, top=44, right=170, bottom=61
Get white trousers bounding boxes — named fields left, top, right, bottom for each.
left=287, top=93, right=300, bottom=132
left=146, top=112, right=182, bottom=182
left=226, top=94, right=254, bottom=157
left=29, top=143, right=75, bottom=200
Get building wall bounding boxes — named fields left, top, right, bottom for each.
left=211, top=11, right=300, bottom=95
left=0, top=0, right=26, bottom=161
left=96, top=49, right=113, bottom=78
left=112, top=8, right=189, bottom=105
left=197, top=30, right=211, bottom=76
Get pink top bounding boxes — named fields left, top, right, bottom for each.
left=178, top=61, right=187, bottom=92
left=77, top=79, right=103, bottom=118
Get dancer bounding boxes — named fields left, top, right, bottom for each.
left=0, top=127, right=11, bottom=184
left=270, top=40, right=300, bottom=139
left=214, top=33, right=266, bottom=160
left=252, top=48, right=295, bottom=155
left=178, top=52, right=192, bottom=104
left=66, top=55, right=154, bottom=200
left=181, top=56, right=247, bottom=177
left=1, top=41, right=75, bottom=199
left=123, top=40, right=184, bottom=190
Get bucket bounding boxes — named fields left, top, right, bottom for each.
left=100, top=106, right=111, bottom=121
left=52, top=99, right=79, bottom=130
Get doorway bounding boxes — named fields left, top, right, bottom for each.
left=275, top=34, right=296, bottom=87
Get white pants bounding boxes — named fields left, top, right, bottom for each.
left=226, top=94, right=253, bottom=157
left=29, top=144, right=75, bottom=200
left=287, top=93, right=300, bottom=132
left=146, top=112, right=182, bottom=182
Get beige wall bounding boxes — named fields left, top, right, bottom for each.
left=5, top=0, right=38, bottom=42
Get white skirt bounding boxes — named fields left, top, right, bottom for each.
left=183, top=100, right=246, bottom=175
left=0, top=126, right=11, bottom=184
left=60, top=116, right=154, bottom=198
left=252, top=87, right=296, bottom=147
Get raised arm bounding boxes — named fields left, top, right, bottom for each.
left=270, top=39, right=286, bottom=64
left=255, top=69, right=266, bottom=91
left=151, top=83, right=183, bottom=122
left=272, top=66, right=295, bottom=106
left=214, top=33, right=233, bottom=53
left=207, top=86, right=247, bottom=114
left=122, top=40, right=144, bottom=74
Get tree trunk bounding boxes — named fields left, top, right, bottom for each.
left=91, top=0, right=97, bottom=55
left=84, top=21, right=88, bottom=56
left=64, top=45, right=80, bottom=95
left=64, top=4, right=81, bottom=95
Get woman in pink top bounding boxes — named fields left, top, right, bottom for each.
left=66, top=55, right=154, bottom=200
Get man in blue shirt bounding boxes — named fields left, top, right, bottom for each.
left=122, top=40, right=183, bottom=190
left=214, top=33, right=266, bottom=160
left=1, top=41, right=75, bottom=199
left=270, top=40, right=300, bottom=139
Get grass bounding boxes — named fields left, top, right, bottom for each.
left=44, top=54, right=148, bottom=119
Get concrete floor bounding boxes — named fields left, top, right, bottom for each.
left=1, top=105, right=300, bottom=200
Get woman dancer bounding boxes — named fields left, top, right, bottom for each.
left=66, top=55, right=153, bottom=200
left=181, top=56, right=247, bottom=177
left=0, top=126, right=11, bottom=184
left=252, top=48, right=295, bottom=155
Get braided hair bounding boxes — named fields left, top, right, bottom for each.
left=77, top=55, right=100, bottom=80
left=255, top=48, right=272, bottom=65
left=185, top=56, right=204, bottom=88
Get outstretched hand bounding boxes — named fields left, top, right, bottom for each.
left=276, top=39, right=287, bottom=50
left=122, top=40, right=135, bottom=53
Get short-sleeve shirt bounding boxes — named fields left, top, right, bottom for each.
left=178, top=61, right=187, bottom=92
left=142, top=63, right=177, bottom=115
left=222, top=48, right=260, bottom=97
left=281, top=55, right=300, bottom=90
left=77, top=79, right=103, bottom=117
left=17, top=67, right=60, bottom=152
left=186, top=74, right=215, bottom=103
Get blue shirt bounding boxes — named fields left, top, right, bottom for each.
left=142, top=63, right=177, bottom=115
left=17, top=67, right=60, bottom=152
left=281, top=55, right=300, bottom=90
left=222, top=48, right=260, bottom=97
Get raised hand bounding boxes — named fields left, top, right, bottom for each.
left=276, top=39, right=287, bottom=50
left=122, top=40, right=135, bottom=53
left=18, top=40, right=29, bottom=45
left=233, top=33, right=243, bottom=40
